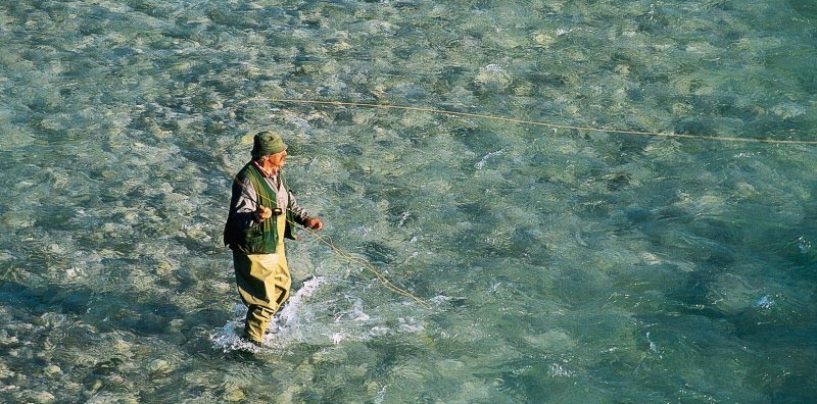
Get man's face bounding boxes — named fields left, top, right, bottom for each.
left=268, top=149, right=287, bottom=170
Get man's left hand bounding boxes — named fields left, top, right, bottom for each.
left=305, top=217, right=323, bottom=231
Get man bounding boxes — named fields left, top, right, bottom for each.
left=223, top=130, right=323, bottom=345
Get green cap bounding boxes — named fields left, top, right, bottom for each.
left=251, top=130, right=287, bottom=158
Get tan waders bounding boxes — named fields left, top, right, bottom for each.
left=233, top=212, right=290, bottom=343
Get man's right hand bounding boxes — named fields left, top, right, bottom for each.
left=255, top=205, right=272, bottom=221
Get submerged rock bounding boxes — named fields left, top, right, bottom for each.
left=223, top=385, right=245, bottom=402
left=474, top=64, right=513, bottom=92
left=43, top=364, right=62, bottom=378
left=21, top=391, right=56, bottom=403
left=147, top=359, right=172, bottom=377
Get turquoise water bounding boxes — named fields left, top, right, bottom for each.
left=1, top=0, right=816, bottom=402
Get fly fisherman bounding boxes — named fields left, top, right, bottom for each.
left=223, top=130, right=323, bottom=346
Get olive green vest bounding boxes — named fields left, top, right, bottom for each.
left=231, top=163, right=297, bottom=254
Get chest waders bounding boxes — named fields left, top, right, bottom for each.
left=233, top=165, right=292, bottom=344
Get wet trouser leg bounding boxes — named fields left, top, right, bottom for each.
left=232, top=250, right=291, bottom=343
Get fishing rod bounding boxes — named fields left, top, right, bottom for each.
left=228, top=169, right=431, bottom=309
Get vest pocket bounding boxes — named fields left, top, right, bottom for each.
left=244, top=221, right=264, bottom=253
left=244, top=220, right=277, bottom=254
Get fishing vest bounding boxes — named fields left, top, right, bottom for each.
left=227, top=163, right=297, bottom=254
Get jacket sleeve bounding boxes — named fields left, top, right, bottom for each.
left=223, top=177, right=259, bottom=246
left=287, top=190, right=311, bottom=226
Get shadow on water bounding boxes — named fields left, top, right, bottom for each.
left=788, top=0, right=817, bottom=18
left=0, top=277, right=252, bottom=401
left=0, top=280, right=229, bottom=341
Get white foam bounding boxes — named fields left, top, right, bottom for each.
left=266, top=276, right=326, bottom=338
left=475, top=150, right=504, bottom=170
left=797, top=236, right=812, bottom=253
left=374, top=384, right=388, bottom=404
left=210, top=318, right=260, bottom=354
left=210, top=277, right=327, bottom=352
left=212, top=276, right=426, bottom=352
left=548, top=363, right=575, bottom=378
left=753, top=295, right=774, bottom=310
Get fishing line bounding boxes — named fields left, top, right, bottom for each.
left=298, top=227, right=432, bottom=309
left=228, top=95, right=814, bottom=308
left=251, top=98, right=817, bottom=146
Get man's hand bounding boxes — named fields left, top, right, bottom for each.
left=305, top=217, right=323, bottom=230
left=255, top=205, right=272, bottom=221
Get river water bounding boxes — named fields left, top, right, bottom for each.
left=1, top=1, right=816, bottom=402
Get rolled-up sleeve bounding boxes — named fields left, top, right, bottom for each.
left=287, top=190, right=311, bottom=225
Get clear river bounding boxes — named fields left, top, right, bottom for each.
left=1, top=1, right=816, bottom=402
